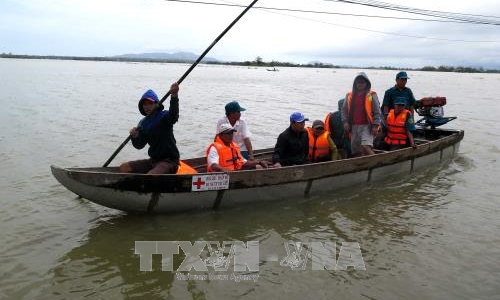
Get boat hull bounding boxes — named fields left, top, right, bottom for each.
left=51, top=129, right=463, bottom=213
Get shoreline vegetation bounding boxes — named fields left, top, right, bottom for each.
left=1, top=53, right=499, bottom=74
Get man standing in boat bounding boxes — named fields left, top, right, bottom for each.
left=216, top=101, right=254, bottom=160
left=119, top=83, right=180, bottom=174
left=381, top=71, right=417, bottom=117
left=341, top=72, right=382, bottom=157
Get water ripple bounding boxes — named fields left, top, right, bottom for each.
left=2, top=60, right=500, bottom=299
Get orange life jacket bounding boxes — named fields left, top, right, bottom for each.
left=176, top=160, right=198, bottom=174
left=206, top=136, right=245, bottom=172
left=384, top=109, right=410, bottom=145
left=306, top=127, right=331, bottom=162
left=345, top=91, right=376, bottom=124
left=324, top=112, right=332, bottom=133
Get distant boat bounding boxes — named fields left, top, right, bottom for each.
left=267, top=67, right=279, bottom=71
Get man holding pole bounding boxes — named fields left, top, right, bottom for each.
left=103, top=0, right=258, bottom=168
left=119, top=83, right=180, bottom=174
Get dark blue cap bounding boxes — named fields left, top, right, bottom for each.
left=396, top=71, right=409, bottom=79
left=225, top=101, right=246, bottom=113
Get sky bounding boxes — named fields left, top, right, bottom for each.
left=1, top=0, right=500, bottom=69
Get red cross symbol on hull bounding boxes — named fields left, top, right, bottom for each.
left=192, top=177, right=206, bottom=190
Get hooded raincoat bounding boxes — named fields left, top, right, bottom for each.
left=132, top=89, right=180, bottom=162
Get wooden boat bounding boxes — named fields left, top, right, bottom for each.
left=51, top=128, right=463, bottom=214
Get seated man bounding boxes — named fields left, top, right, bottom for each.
left=272, top=112, right=310, bottom=167
left=384, top=97, right=417, bottom=150
left=325, top=99, right=351, bottom=158
left=206, top=123, right=267, bottom=172
left=119, top=83, right=180, bottom=174
left=216, top=101, right=254, bottom=160
left=306, top=120, right=338, bottom=162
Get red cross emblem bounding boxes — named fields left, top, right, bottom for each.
left=192, top=177, right=206, bottom=190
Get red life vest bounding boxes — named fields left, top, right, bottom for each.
left=345, top=91, right=376, bottom=124
left=206, top=136, right=245, bottom=172
left=384, top=109, right=410, bottom=145
left=306, top=127, right=331, bottom=162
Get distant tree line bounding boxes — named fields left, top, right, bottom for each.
left=419, top=65, right=497, bottom=73
left=216, top=56, right=341, bottom=69
left=2, top=53, right=499, bottom=73
left=0, top=53, right=200, bottom=64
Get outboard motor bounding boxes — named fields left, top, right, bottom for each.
left=415, top=97, right=456, bottom=129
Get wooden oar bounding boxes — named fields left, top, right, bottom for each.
left=103, top=0, right=259, bottom=167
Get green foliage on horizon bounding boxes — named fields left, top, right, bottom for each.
left=1, top=53, right=499, bottom=73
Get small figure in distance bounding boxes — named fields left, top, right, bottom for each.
left=325, top=99, right=352, bottom=158
left=306, top=120, right=338, bottom=162
left=272, top=112, right=311, bottom=167
left=216, top=101, right=255, bottom=160
left=381, top=71, right=417, bottom=117
left=341, top=72, right=383, bottom=157
left=206, top=123, right=268, bottom=172
left=384, top=97, right=417, bottom=150
left=119, top=83, right=181, bottom=174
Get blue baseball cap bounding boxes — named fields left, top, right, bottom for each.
left=394, top=97, right=407, bottom=105
left=290, top=111, right=309, bottom=122
left=396, top=71, right=409, bottom=79
left=225, top=101, right=246, bottom=113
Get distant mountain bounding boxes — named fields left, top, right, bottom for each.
left=112, top=51, right=219, bottom=62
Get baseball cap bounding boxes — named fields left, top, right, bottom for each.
left=394, top=97, right=407, bottom=105
left=312, top=120, right=325, bottom=129
left=217, top=123, right=237, bottom=134
left=225, top=101, right=246, bottom=113
left=396, top=71, right=409, bottom=79
left=290, top=111, right=309, bottom=123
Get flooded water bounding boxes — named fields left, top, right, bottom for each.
left=1, top=58, right=499, bottom=299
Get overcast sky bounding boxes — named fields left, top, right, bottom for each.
left=1, top=0, right=500, bottom=69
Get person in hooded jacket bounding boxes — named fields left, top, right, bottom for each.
left=119, top=82, right=180, bottom=174
left=341, top=72, right=382, bottom=157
